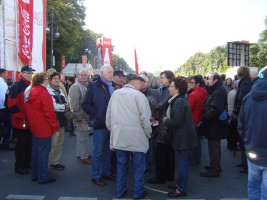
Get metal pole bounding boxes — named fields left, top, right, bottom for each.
left=50, top=8, right=54, bottom=68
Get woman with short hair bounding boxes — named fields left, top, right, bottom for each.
left=24, top=72, right=59, bottom=184
left=163, top=77, right=197, bottom=197
left=47, top=71, right=69, bottom=170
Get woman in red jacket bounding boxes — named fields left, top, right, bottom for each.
left=187, top=76, right=207, bottom=166
left=24, top=72, right=59, bottom=184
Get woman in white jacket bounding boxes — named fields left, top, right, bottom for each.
left=47, top=71, right=69, bottom=170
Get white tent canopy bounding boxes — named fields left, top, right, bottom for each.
left=61, top=63, right=93, bottom=77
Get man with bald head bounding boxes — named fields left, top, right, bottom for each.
left=82, top=65, right=116, bottom=186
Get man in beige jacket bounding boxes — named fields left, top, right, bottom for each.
left=106, top=74, right=152, bottom=199
left=68, top=69, right=91, bottom=164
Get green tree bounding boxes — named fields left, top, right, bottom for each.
left=112, top=54, right=133, bottom=74
left=257, top=16, right=267, bottom=69
left=46, top=0, right=86, bottom=71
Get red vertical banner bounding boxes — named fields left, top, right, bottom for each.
left=134, top=48, right=139, bottom=75
left=18, top=0, right=34, bottom=65
left=102, top=38, right=112, bottom=66
left=62, top=56, right=66, bottom=69
left=82, top=55, right=87, bottom=68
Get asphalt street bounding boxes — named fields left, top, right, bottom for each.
left=0, top=131, right=248, bottom=200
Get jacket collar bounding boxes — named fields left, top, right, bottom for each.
left=20, top=76, right=31, bottom=85
left=95, top=76, right=116, bottom=87
left=124, top=84, right=136, bottom=90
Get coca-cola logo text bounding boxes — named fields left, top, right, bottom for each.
left=103, top=41, right=111, bottom=45
left=20, top=5, right=31, bottom=59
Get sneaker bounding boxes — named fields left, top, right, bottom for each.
left=50, top=164, right=65, bottom=170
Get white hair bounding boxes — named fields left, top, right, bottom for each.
left=100, top=65, right=112, bottom=72
left=139, top=74, right=149, bottom=83
left=250, top=69, right=258, bottom=78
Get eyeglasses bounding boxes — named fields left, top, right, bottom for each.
left=52, top=78, right=60, bottom=80
left=23, top=72, right=34, bottom=75
left=189, top=81, right=196, bottom=84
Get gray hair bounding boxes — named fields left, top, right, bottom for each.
left=46, top=68, right=57, bottom=74
left=149, top=76, right=160, bottom=89
left=139, top=74, right=149, bottom=83
left=250, top=69, right=258, bottom=78
left=100, top=65, right=112, bottom=72
left=77, top=69, right=87, bottom=76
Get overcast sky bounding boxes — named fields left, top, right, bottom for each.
left=84, top=0, right=267, bottom=73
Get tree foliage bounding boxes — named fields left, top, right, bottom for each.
left=112, top=54, right=132, bottom=73
left=46, top=0, right=133, bottom=73
left=176, top=16, right=267, bottom=76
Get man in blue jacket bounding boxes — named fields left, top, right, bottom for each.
left=82, top=65, right=115, bottom=186
left=238, top=71, right=267, bottom=200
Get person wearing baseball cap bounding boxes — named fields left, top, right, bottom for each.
left=113, top=70, right=125, bottom=89
left=106, top=73, right=151, bottom=199
left=7, top=65, right=35, bottom=175
left=124, top=73, right=144, bottom=83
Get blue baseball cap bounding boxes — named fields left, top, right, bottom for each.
left=21, top=65, right=35, bottom=72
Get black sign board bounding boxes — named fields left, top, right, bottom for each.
left=227, top=42, right=250, bottom=66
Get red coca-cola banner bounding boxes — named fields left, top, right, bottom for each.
left=102, top=38, right=112, bottom=66
left=62, top=56, right=66, bottom=69
left=82, top=55, right=87, bottom=68
left=18, top=0, right=34, bottom=65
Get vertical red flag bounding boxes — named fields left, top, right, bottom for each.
left=134, top=48, right=139, bottom=75
left=82, top=55, right=87, bottom=68
left=18, top=0, right=34, bottom=65
left=62, top=56, right=66, bottom=69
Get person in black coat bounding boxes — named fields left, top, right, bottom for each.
left=233, top=66, right=253, bottom=174
left=200, top=73, right=229, bottom=177
left=147, top=70, right=175, bottom=184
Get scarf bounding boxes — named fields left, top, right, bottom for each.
left=166, top=93, right=179, bottom=118
left=100, top=76, right=114, bottom=96
left=49, top=83, right=61, bottom=97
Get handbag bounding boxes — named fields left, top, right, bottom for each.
left=64, top=110, right=74, bottom=123
left=150, top=125, right=159, bottom=139
left=195, top=122, right=206, bottom=136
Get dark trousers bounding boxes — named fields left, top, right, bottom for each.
left=0, top=109, right=12, bottom=147
left=156, top=143, right=175, bottom=181
left=227, top=119, right=239, bottom=148
left=208, top=139, right=221, bottom=169
left=238, top=135, right=247, bottom=167
left=14, top=128, right=32, bottom=169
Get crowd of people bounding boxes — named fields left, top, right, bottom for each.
left=0, top=65, right=266, bottom=199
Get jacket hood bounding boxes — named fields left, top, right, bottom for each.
left=24, top=85, right=32, bottom=102
left=251, top=78, right=267, bottom=101
left=27, top=85, right=47, bottom=103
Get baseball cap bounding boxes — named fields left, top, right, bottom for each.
left=21, top=65, right=35, bottom=72
left=125, top=74, right=144, bottom=83
left=113, top=70, right=125, bottom=77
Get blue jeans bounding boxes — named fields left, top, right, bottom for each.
left=31, top=136, right=52, bottom=183
left=248, top=159, right=267, bottom=200
left=176, top=149, right=189, bottom=193
left=91, top=129, right=112, bottom=179
left=115, top=150, right=145, bottom=198
left=189, top=135, right=201, bottom=165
